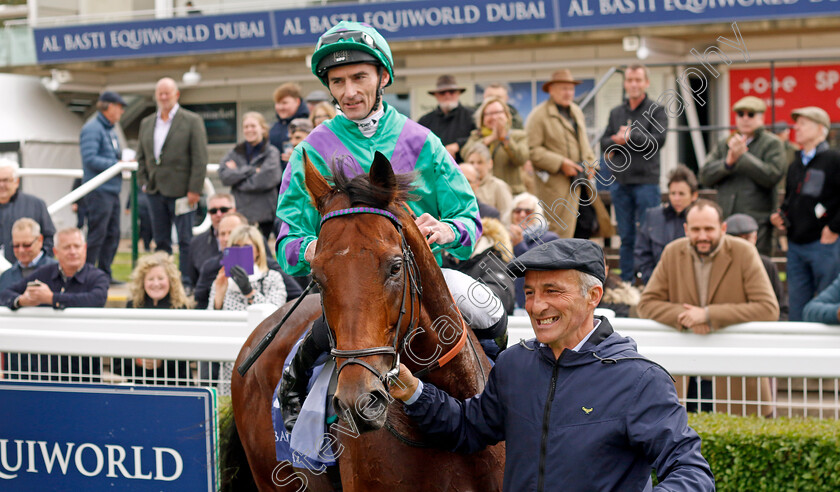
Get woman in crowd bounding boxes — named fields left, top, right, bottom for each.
left=218, top=112, right=283, bottom=239
left=462, top=96, right=529, bottom=194
left=508, top=192, right=560, bottom=308
left=634, top=164, right=699, bottom=284
left=309, top=101, right=336, bottom=128
left=463, top=143, right=514, bottom=220
left=113, top=252, right=192, bottom=385
left=209, top=224, right=287, bottom=311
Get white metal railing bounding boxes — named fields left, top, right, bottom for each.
left=18, top=163, right=220, bottom=236
left=2, top=307, right=839, bottom=415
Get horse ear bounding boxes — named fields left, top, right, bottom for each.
left=303, top=149, right=332, bottom=210
left=369, top=151, right=396, bottom=192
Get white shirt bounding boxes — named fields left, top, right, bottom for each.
left=153, top=104, right=180, bottom=162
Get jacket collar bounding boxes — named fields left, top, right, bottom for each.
left=535, top=315, right=615, bottom=364
left=546, top=101, right=577, bottom=134
left=96, top=112, right=115, bottom=129
left=679, top=235, right=733, bottom=305
left=276, top=102, right=309, bottom=125
left=623, top=93, right=649, bottom=111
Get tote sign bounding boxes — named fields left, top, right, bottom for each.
left=0, top=382, right=218, bottom=491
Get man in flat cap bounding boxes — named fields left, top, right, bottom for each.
left=771, top=106, right=840, bottom=321
left=700, top=96, right=786, bottom=256
left=391, top=238, right=714, bottom=491
left=526, top=69, right=610, bottom=239
left=79, top=90, right=128, bottom=282
left=638, top=199, right=779, bottom=416
left=418, top=74, right=476, bottom=161
left=725, top=213, right=787, bottom=320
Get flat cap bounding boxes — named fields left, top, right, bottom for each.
left=507, top=238, right=605, bottom=282
left=732, top=96, right=766, bottom=113
left=725, top=213, right=758, bottom=236
left=99, top=90, right=126, bottom=106
left=305, top=90, right=329, bottom=104
left=791, top=106, right=830, bottom=129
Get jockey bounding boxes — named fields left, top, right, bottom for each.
left=274, top=21, right=507, bottom=430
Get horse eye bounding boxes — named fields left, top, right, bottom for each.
left=390, top=261, right=402, bottom=276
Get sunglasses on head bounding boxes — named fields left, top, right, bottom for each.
left=209, top=206, right=232, bottom=215
left=736, top=111, right=756, bottom=118
left=317, top=30, right=378, bottom=52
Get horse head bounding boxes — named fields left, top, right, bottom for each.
left=304, top=150, right=421, bottom=432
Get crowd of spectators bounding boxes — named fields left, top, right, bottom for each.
left=1, top=66, right=839, bottom=392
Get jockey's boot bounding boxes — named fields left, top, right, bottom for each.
left=278, top=324, right=324, bottom=432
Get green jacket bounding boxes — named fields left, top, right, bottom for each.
left=275, top=103, right=480, bottom=276
left=700, top=127, right=786, bottom=219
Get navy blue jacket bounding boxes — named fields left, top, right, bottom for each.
left=405, top=317, right=714, bottom=492
left=0, top=254, right=58, bottom=292
left=80, top=112, right=122, bottom=195
left=634, top=204, right=687, bottom=284
left=0, top=191, right=56, bottom=263
left=0, top=263, right=109, bottom=309
left=804, top=273, right=840, bottom=324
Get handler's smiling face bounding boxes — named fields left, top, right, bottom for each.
left=327, top=63, right=388, bottom=120
left=524, top=269, right=601, bottom=358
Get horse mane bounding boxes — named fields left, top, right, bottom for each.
left=328, top=157, right=417, bottom=211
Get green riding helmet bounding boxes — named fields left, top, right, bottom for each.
left=311, top=21, right=394, bottom=87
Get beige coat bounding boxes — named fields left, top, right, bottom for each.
left=638, top=234, right=779, bottom=416
left=525, top=101, right=605, bottom=238
left=463, top=129, right=529, bottom=194
left=475, top=174, right=513, bottom=221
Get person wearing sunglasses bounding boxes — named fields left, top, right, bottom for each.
left=185, top=192, right=236, bottom=288
left=699, top=96, right=786, bottom=256
left=418, top=74, right=476, bottom=162
left=276, top=21, right=505, bottom=432
left=0, top=218, right=57, bottom=292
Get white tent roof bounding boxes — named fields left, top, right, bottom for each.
left=0, top=73, right=83, bottom=143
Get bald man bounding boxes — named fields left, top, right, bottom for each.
left=136, top=77, right=208, bottom=288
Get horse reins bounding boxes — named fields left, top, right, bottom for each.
left=319, top=206, right=468, bottom=386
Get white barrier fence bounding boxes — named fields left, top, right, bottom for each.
left=2, top=307, right=839, bottom=417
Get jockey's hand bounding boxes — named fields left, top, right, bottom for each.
left=389, top=364, right=420, bottom=402
left=415, top=214, right=455, bottom=246
left=304, top=240, right=317, bottom=262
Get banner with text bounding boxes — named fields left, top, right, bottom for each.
left=0, top=382, right=218, bottom=491
left=32, top=0, right=840, bottom=63
left=729, top=64, right=840, bottom=126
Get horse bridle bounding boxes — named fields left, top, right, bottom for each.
left=318, top=206, right=423, bottom=386
left=318, top=206, right=467, bottom=386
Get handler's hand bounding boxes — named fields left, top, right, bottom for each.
left=389, top=364, right=420, bottom=402
left=415, top=214, right=455, bottom=246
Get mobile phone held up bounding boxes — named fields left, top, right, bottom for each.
left=222, top=245, right=254, bottom=277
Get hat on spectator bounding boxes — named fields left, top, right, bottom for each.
left=791, top=106, right=830, bottom=129
left=542, top=69, right=583, bottom=92
left=507, top=238, right=605, bottom=283
left=732, top=96, right=766, bottom=113
left=305, top=90, right=330, bottom=104
left=99, top=90, right=127, bottom=106
left=428, top=75, right=466, bottom=95
left=725, top=214, right=758, bottom=236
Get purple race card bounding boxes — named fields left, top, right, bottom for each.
left=222, top=245, right=254, bottom=277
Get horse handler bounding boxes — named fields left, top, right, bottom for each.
left=391, top=238, right=715, bottom=491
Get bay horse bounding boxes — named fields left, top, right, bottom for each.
left=227, top=151, right=505, bottom=491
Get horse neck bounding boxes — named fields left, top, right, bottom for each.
left=401, top=213, right=486, bottom=397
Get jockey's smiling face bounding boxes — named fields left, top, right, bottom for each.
left=326, top=63, right=389, bottom=120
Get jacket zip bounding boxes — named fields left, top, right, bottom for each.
left=537, top=360, right=560, bottom=492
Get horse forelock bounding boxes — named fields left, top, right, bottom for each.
left=327, top=158, right=417, bottom=212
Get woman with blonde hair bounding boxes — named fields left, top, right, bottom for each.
left=114, top=252, right=192, bottom=386
left=309, top=101, right=336, bottom=127
left=127, top=252, right=192, bottom=309
left=209, top=224, right=287, bottom=311
left=218, top=111, right=283, bottom=239
left=462, top=96, right=529, bottom=194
